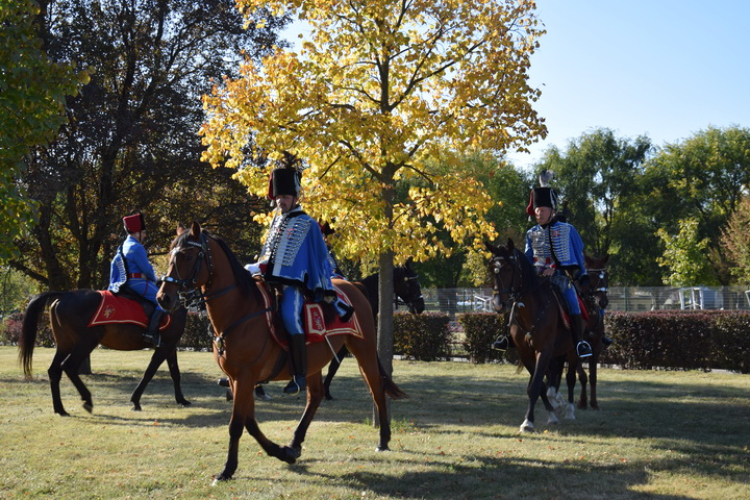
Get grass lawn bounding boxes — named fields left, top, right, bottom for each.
left=0, top=346, right=747, bottom=500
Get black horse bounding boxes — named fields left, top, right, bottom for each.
left=323, top=264, right=425, bottom=400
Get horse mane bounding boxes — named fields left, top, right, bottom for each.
left=512, top=246, right=539, bottom=293
left=176, top=229, right=262, bottom=302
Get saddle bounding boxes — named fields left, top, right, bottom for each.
left=88, top=290, right=171, bottom=330
left=257, top=281, right=364, bottom=349
left=546, top=277, right=589, bottom=329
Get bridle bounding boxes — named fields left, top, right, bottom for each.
left=395, top=271, right=424, bottom=312
left=586, top=267, right=609, bottom=309
left=490, top=252, right=523, bottom=304
left=160, top=232, right=232, bottom=308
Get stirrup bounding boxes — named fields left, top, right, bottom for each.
left=491, top=336, right=509, bottom=351
left=283, top=375, right=306, bottom=395
left=142, top=332, right=162, bottom=347
left=576, top=341, right=593, bottom=358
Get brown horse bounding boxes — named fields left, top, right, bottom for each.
left=486, top=239, right=577, bottom=433
left=156, top=222, right=406, bottom=482
left=545, top=254, right=610, bottom=416
left=19, top=290, right=189, bottom=415
left=576, top=254, right=609, bottom=410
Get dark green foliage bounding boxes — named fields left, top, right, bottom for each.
left=177, top=312, right=214, bottom=351
left=601, top=310, right=750, bottom=373
left=458, top=313, right=504, bottom=363
left=393, top=312, right=452, bottom=361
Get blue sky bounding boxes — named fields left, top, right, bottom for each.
left=506, top=0, right=750, bottom=168
left=283, top=1, right=750, bottom=169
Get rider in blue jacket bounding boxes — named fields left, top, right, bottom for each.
left=493, top=172, right=593, bottom=358
left=109, top=213, right=165, bottom=346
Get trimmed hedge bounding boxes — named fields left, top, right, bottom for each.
left=393, top=312, right=452, bottom=361
left=601, top=310, right=750, bottom=373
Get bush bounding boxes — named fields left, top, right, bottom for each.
left=1, top=311, right=54, bottom=347
left=600, top=310, right=750, bottom=373
left=177, top=311, right=213, bottom=351
left=394, top=312, right=452, bottom=361
left=458, top=313, right=520, bottom=365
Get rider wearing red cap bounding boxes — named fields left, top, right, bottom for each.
left=108, top=212, right=165, bottom=346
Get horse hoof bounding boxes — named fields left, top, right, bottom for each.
left=281, top=446, right=300, bottom=464
left=212, top=474, right=231, bottom=485
left=520, top=419, right=534, bottom=433
left=132, top=405, right=142, bottom=412
left=83, top=402, right=93, bottom=414
left=178, top=400, right=191, bottom=407
left=376, top=445, right=390, bottom=452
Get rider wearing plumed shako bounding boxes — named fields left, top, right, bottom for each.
left=108, top=212, right=166, bottom=347
left=524, top=171, right=593, bottom=358
left=250, top=155, right=353, bottom=395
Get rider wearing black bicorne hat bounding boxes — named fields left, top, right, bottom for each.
left=493, top=171, right=593, bottom=358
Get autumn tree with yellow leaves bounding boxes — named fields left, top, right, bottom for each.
left=201, top=0, right=547, bottom=374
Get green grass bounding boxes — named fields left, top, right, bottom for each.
left=0, top=346, right=747, bottom=500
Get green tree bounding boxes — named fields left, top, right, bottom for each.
left=533, top=128, right=653, bottom=267
left=720, top=195, right=750, bottom=285
left=201, top=0, right=547, bottom=373
left=0, top=0, right=84, bottom=262
left=11, top=0, right=289, bottom=290
left=656, top=218, right=718, bottom=286
left=646, top=126, right=750, bottom=285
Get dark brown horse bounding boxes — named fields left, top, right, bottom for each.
left=156, top=222, right=406, bottom=482
left=486, top=239, right=577, bottom=432
left=19, top=290, right=189, bottom=415
left=576, top=254, right=609, bottom=410
left=324, top=265, right=425, bottom=400
left=545, top=254, right=610, bottom=416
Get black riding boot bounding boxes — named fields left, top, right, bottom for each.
left=570, top=314, right=592, bottom=358
left=143, top=309, right=164, bottom=347
left=284, top=335, right=308, bottom=395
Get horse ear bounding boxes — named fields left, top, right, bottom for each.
left=190, top=221, right=201, bottom=238
left=406, top=257, right=413, bottom=269
left=176, top=223, right=186, bottom=235
left=602, top=254, right=610, bottom=265
left=506, top=238, right=515, bottom=252
left=484, top=241, right=498, bottom=255
left=584, top=254, right=592, bottom=266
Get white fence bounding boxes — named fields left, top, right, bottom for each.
left=417, top=286, right=750, bottom=315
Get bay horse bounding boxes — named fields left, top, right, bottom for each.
left=576, top=254, right=609, bottom=410
left=324, top=265, right=425, bottom=400
left=545, top=254, right=610, bottom=416
left=486, top=238, right=577, bottom=433
left=19, top=290, right=189, bottom=415
left=156, top=222, right=406, bottom=482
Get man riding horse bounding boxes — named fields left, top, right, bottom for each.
left=246, top=155, right=354, bottom=395
left=108, top=212, right=166, bottom=347
left=493, top=171, right=593, bottom=358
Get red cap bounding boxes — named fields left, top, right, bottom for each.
left=123, top=213, right=144, bottom=233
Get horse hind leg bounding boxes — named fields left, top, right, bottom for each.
left=48, top=350, right=70, bottom=416
left=347, top=342, right=395, bottom=451
left=60, top=343, right=97, bottom=413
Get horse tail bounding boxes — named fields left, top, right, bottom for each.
left=377, top=357, right=408, bottom=400
left=19, top=292, right=64, bottom=377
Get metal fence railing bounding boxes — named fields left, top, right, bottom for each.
left=417, top=286, right=750, bottom=316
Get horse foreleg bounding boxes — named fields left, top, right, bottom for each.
left=522, top=352, right=551, bottom=433
left=564, top=359, right=577, bottom=420
left=288, top=372, right=325, bottom=457
left=577, top=360, right=589, bottom=409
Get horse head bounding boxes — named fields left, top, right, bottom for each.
left=395, top=258, right=425, bottom=314
left=157, top=222, right=212, bottom=312
left=584, top=254, right=610, bottom=310
left=485, top=238, right=523, bottom=313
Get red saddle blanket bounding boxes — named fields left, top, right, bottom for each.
left=88, top=291, right=171, bottom=331
left=257, top=284, right=364, bottom=347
